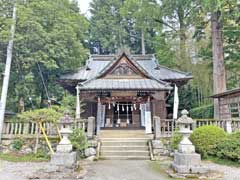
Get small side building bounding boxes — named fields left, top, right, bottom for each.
left=211, top=88, right=240, bottom=120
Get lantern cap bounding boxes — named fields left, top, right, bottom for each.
left=176, top=109, right=194, bottom=125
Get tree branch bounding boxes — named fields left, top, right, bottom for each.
left=154, top=18, right=177, bottom=32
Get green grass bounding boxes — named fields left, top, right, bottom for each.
left=205, top=156, right=240, bottom=168
left=0, top=152, right=50, bottom=162
left=149, top=161, right=182, bottom=180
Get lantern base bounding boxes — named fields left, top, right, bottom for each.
left=172, top=152, right=208, bottom=174
left=51, top=152, right=77, bottom=168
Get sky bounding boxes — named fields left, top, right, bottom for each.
left=78, top=0, right=92, bottom=16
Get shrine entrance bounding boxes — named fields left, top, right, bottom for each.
left=113, top=102, right=133, bottom=128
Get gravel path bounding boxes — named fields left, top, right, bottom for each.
left=0, top=159, right=239, bottom=180
left=0, top=160, right=48, bottom=180
left=83, top=160, right=171, bottom=180
left=203, top=161, right=240, bottom=180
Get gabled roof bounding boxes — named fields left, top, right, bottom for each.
left=59, top=53, right=192, bottom=92
left=60, top=54, right=192, bottom=82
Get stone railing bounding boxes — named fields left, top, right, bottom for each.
left=2, top=119, right=87, bottom=139
left=158, top=118, right=240, bottom=137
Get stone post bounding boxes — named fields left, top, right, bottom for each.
left=87, top=116, right=95, bottom=139
left=153, top=116, right=161, bottom=140
left=172, top=110, right=208, bottom=174
left=225, top=120, right=232, bottom=133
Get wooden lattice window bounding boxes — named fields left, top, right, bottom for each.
left=229, top=103, right=240, bottom=118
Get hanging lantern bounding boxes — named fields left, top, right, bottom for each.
left=131, top=105, right=133, bottom=111
left=113, top=102, right=115, bottom=107
left=122, top=105, right=125, bottom=111
left=108, top=103, right=111, bottom=110
left=117, top=104, right=119, bottom=111
left=126, top=105, right=129, bottom=112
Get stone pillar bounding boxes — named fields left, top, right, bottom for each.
left=96, top=97, right=101, bottom=135
left=87, top=116, right=95, bottom=139
left=153, top=116, right=161, bottom=140
left=75, top=85, right=81, bottom=124
left=225, top=120, right=232, bottom=133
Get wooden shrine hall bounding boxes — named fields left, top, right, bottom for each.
left=59, top=52, right=192, bottom=134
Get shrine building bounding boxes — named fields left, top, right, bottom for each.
left=59, top=52, right=192, bottom=134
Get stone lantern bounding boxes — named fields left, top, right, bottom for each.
left=176, top=109, right=195, bottom=154
left=51, top=111, right=77, bottom=168
left=57, top=111, right=74, bottom=153
left=172, top=109, right=208, bottom=174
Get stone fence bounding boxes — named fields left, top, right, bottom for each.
left=157, top=118, right=240, bottom=137
left=1, top=119, right=86, bottom=139
left=1, top=118, right=240, bottom=139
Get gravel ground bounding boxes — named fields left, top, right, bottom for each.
left=203, top=161, right=240, bottom=180
left=0, top=159, right=239, bottom=180
left=83, top=160, right=171, bottom=180
left=0, top=160, right=48, bottom=180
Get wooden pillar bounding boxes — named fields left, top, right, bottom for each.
left=75, top=85, right=81, bottom=127
left=96, top=97, right=101, bottom=135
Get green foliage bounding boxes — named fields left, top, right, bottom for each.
left=190, top=125, right=226, bottom=158
left=0, top=152, right=50, bottom=162
left=189, top=104, right=214, bottom=119
left=17, top=107, right=63, bottom=122
left=213, top=132, right=240, bottom=162
left=69, top=128, right=88, bottom=151
left=11, top=138, right=24, bottom=151
left=170, top=131, right=183, bottom=150
left=1, top=0, right=89, bottom=112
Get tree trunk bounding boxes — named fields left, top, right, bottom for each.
left=141, top=29, right=146, bottom=55
left=177, top=8, right=189, bottom=71
left=0, top=3, right=17, bottom=143
left=211, top=11, right=226, bottom=119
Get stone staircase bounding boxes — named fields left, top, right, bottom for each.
left=99, top=130, right=152, bottom=160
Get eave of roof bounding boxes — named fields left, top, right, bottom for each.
left=78, top=78, right=173, bottom=91
left=210, top=88, right=240, bottom=98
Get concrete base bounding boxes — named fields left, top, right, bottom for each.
left=172, top=152, right=208, bottom=174
left=51, top=152, right=77, bottom=168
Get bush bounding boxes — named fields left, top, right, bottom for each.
left=214, top=132, right=240, bottom=162
left=11, top=138, right=24, bottom=151
left=189, top=104, right=213, bottom=119
left=170, top=131, right=183, bottom=150
left=69, top=128, right=88, bottom=151
left=190, top=125, right=226, bottom=158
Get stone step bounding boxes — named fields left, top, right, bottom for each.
left=100, top=134, right=150, bottom=138
left=100, top=155, right=150, bottom=160
left=101, top=145, right=148, bottom=151
left=101, top=140, right=148, bottom=147
left=101, top=150, right=149, bottom=157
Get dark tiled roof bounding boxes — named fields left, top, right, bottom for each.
left=60, top=54, right=192, bottom=82
left=78, top=78, right=172, bottom=91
